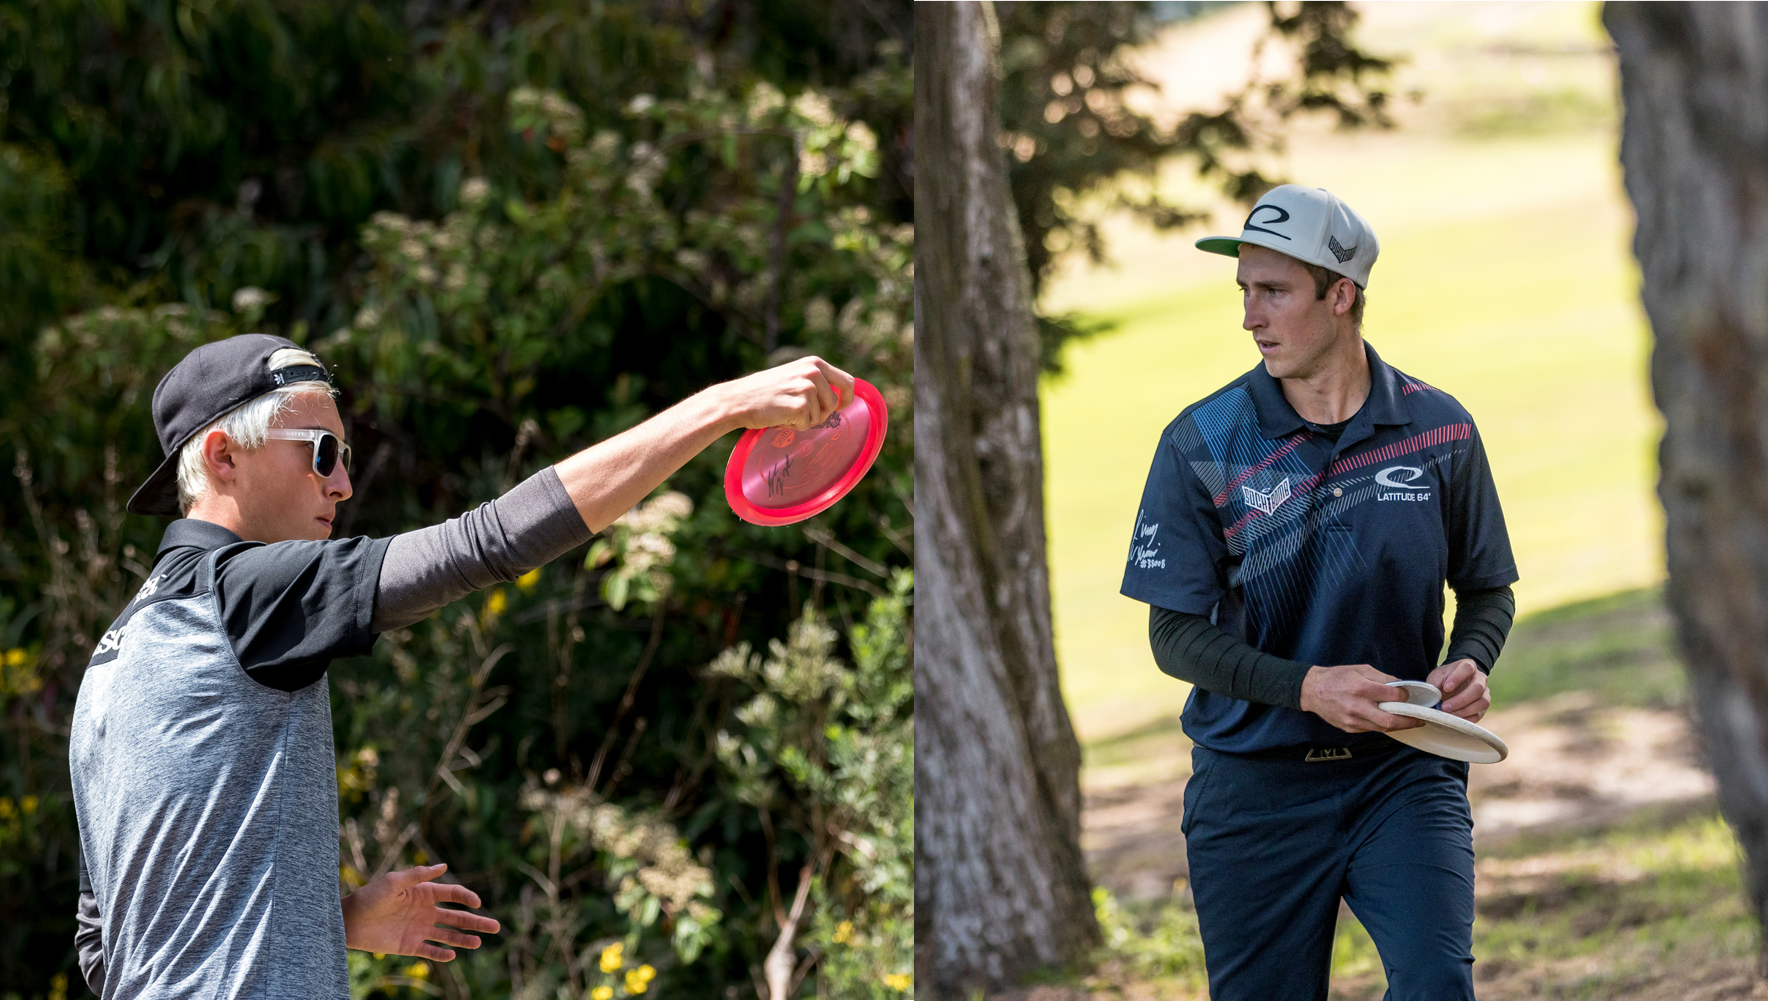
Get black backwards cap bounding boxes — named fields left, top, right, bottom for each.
left=127, top=334, right=333, bottom=517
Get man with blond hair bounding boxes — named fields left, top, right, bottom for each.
left=71, top=333, right=851, bottom=998
left=1120, top=186, right=1518, bottom=999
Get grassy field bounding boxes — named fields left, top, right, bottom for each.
left=1039, top=1, right=1660, bottom=743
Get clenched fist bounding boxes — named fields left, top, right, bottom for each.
left=716, top=356, right=856, bottom=431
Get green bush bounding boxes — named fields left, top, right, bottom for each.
left=0, top=4, right=912, bottom=996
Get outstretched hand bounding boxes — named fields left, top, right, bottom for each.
left=341, top=864, right=499, bottom=962
left=720, top=356, right=857, bottom=431
left=1299, top=663, right=1427, bottom=734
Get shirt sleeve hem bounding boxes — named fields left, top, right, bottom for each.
left=1120, top=585, right=1220, bottom=617
left=1449, top=567, right=1519, bottom=591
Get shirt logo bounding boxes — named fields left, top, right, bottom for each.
left=1129, top=509, right=1165, bottom=570
left=94, top=623, right=128, bottom=656
left=1242, top=477, right=1291, bottom=516
left=132, top=574, right=166, bottom=605
left=1376, top=465, right=1432, bottom=502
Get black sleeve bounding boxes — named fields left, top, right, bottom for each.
left=1149, top=605, right=1313, bottom=710
left=1444, top=584, right=1516, bottom=674
left=1446, top=423, right=1520, bottom=590
left=212, top=534, right=394, bottom=692
left=77, top=855, right=104, bottom=996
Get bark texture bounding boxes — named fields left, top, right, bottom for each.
left=1608, top=2, right=1768, bottom=937
left=913, top=2, right=1100, bottom=997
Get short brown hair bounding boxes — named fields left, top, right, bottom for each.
left=1303, top=262, right=1365, bottom=327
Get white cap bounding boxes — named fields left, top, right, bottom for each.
left=1196, top=185, right=1379, bottom=288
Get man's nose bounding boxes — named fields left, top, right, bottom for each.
left=327, top=464, right=353, bottom=502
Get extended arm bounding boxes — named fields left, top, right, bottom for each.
left=553, top=355, right=852, bottom=533
left=371, top=356, right=853, bottom=632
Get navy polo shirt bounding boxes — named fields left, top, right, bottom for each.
left=1120, top=342, right=1517, bottom=754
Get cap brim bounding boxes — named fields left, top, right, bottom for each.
left=1195, top=236, right=1247, bottom=258
left=127, top=448, right=186, bottom=517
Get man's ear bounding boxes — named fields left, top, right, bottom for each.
left=201, top=430, right=239, bottom=486
left=1332, top=278, right=1356, bottom=317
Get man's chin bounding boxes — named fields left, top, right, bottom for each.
left=1262, top=357, right=1296, bottom=380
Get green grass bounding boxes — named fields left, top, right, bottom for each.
left=1488, top=586, right=1683, bottom=710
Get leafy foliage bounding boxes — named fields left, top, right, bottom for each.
left=0, top=2, right=911, bottom=997
left=992, top=1, right=1395, bottom=371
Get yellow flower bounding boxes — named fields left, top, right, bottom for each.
left=883, top=972, right=912, bottom=992
left=516, top=567, right=542, bottom=592
left=48, top=972, right=67, bottom=1001
left=485, top=587, right=508, bottom=618
left=21, top=795, right=37, bottom=816
left=0, top=798, right=13, bottom=820
left=403, top=961, right=430, bottom=979
left=624, top=963, right=656, bottom=993
left=591, top=987, right=614, bottom=1000
left=833, top=920, right=853, bottom=944
left=412, top=850, right=429, bottom=865
left=3, top=648, right=25, bottom=667
left=599, top=941, right=624, bottom=973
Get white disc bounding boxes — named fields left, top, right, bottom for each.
left=1385, top=680, right=1441, bottom=707
left=1377, top=702, right=1509, bottom=764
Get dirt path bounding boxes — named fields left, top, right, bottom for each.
left=1082, top=692, right=1715, bottom=900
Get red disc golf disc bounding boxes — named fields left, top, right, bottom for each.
left=724, top=378, right=889, bottom=527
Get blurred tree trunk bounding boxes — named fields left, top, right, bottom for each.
left=913, top=2, right=1100, bottom=997
left=1608, top=2, right=1768, bottom=945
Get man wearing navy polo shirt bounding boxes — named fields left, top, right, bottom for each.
left=1121, top=185, right=1517, bottom=999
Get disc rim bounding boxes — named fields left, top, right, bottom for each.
left=1377, top=701, right=1510, bottom=763
left=724, top=378, right=889, bottom=527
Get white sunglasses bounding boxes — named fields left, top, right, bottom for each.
left=264, top=429, right=353, bottom=477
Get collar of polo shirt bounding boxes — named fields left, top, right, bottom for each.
left=1246, top=342, right=1413, bottom=441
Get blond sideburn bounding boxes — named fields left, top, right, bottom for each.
left=174, top=348, right=338, bottom=515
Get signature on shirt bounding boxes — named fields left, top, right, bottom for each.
left=1129, top=509, right=1165, bottom=570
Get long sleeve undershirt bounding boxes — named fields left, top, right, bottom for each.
left=1148, top=585, right=1516, bottom=710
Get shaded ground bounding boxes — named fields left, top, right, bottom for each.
left=1004, top=588, right=1758, bottom=1000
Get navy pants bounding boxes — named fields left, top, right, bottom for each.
left=1183, top=742, right=1477, bottom=1000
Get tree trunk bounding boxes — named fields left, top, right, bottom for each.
left=1608, top=2, right=1768, bottom=944
left=913, top=3, right=1100, bottom=997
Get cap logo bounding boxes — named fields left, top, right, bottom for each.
left=1243, top=204, right=1292, bottom=240
left=1328, top=235, right=1357, bottom=264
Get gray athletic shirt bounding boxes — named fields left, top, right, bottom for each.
left=70, top=467, right=592, bottom=998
